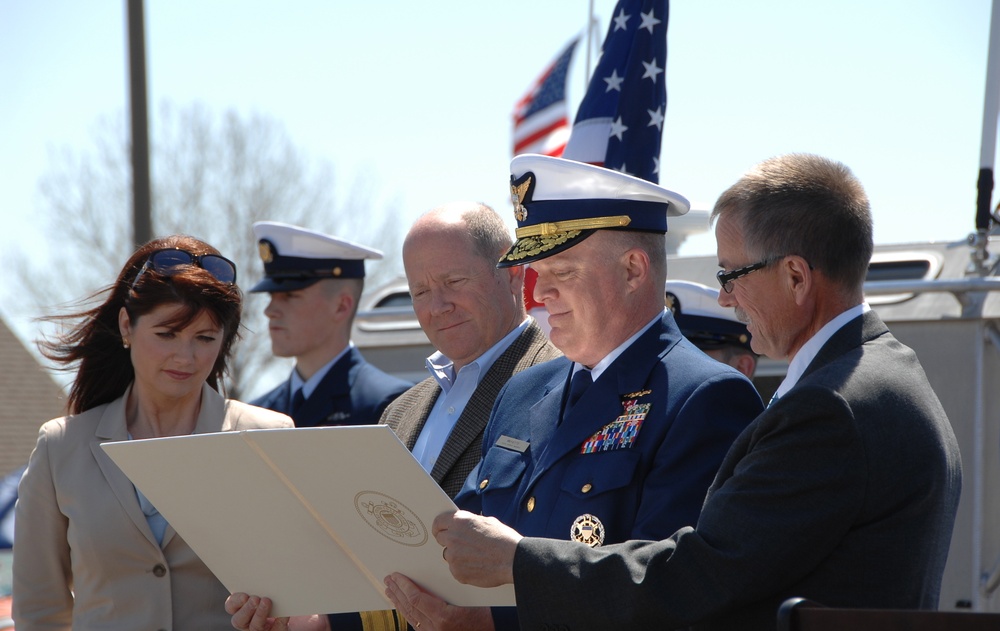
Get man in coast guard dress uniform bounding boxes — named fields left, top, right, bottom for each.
left=413, top=154, right=962, bottom=631
left=249, top=222, right=410, bottom=427
left=385, top=155, right=764, bottom=630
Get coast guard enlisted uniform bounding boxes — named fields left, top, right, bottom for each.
left=665, top=279, right=759, bottom=381
left=249, top=222, right=410, bottom=427
left=665, top=279, right=755, bottom=355
left=456, top=155, right=763, bottom=630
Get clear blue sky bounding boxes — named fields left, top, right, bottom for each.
left=0, top=0, right=992, bottom=346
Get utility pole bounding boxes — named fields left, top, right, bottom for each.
left=127, top=0, right=152, bottom=246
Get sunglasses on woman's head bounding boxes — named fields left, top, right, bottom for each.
left=130, top=248, right=237, bottom=290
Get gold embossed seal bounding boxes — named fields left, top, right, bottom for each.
left=354, top=491, right=428, bottom=547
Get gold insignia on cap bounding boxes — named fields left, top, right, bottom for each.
left=333, top=266, right=342, bottom=277
left=666, top=292, right=678, bottom=312
left=510, top=174, right=532, bottom=222
left=570, top=514, right=605, bottom=547
left=258, top=241, right=274, bottom=264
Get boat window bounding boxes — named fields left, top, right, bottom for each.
left=373, top=292, right=413, bottom=308
left=863, top=251, right=943, bottom=305
left=866, top=259, right=931, bottom=282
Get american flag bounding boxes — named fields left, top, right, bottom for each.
left=512, top=37, right=580, bottom=157
left=523, top=265, right=551, bottom=336
left=562, top=0, right=669, bottom=183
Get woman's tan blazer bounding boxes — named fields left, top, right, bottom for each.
left=13, top=383, right=293, bottom=631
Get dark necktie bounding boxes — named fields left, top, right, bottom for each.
left=564, top=369, right=593, bottom=420
left=290, top=387, right=306, bottom=418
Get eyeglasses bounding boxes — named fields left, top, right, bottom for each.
left=131, top=248, right=237, bottom=290
left=716, top=258, right=775, bottom=294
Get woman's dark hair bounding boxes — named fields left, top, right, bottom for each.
left=40, top=235, right=243, bottom=415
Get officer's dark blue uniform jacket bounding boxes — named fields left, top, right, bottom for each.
left=457, top=311, right=762, bottom=629
left=251, top=346, right=410, bottom=427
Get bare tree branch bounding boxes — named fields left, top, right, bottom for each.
left=4, top=101, right=403, bottom=400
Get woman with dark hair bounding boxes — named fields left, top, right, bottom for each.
left=13, top=235, right=293, bottom=631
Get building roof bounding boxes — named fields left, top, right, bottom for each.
left=0, top=317, right=65, bottom=477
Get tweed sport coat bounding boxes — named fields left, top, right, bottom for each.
left=381, top=319, right=561, bottom=499
left=13, top=383, right=293, bottom=631
left=512, top=310, right=963, bottom=631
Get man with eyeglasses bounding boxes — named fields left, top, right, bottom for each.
left=419, top=153, right=962, bottom=630
left=248, top=222, right=411, bottom=428
left=382, top=154, right=763, bottom=631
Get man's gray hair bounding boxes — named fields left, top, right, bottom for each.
left=711, top=153, right=873, bottom=290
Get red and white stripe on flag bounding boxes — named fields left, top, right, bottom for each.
left=523, top=266, right=552, bottom=336
left=512, top=38, right=579, bottom=158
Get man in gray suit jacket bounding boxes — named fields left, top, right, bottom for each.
left=420, top=154, right=963, bottom=631
left=380, top=323, right=558, bottom=500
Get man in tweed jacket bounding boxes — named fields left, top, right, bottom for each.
left=333, top=202, right=560, bottom=631
left=380, top=322, right=559, bottom=499
left=381, top=200, right=562, bottom=499
left=227, top=201, right=561, bottom=631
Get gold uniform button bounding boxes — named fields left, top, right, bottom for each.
left=581, top=483, right=592, bottom=493
left=527, top=496, right=535, bottom=512
left=479, top=478, right=489, bottom=490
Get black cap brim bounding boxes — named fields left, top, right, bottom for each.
left=674, top=314, right=754, bottom=353
left=249, top=277, right=322, bottom=293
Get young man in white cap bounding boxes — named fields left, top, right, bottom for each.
left=665, top=279, right=758, bottom=380
left=383, top=155, right=763, bottom=631
left=249, top=221, right=410, bottom=427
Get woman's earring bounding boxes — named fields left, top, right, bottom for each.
left=123, top=339, right=130, bottom=349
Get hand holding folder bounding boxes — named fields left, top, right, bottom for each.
left=102, top=425, right=515, bottom=617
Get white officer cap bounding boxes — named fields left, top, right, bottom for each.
left=500, top=154, right=690, bottom=266
left=250, top=221, right=383, bottom=293
left=665, top=280, right=754, bottom=352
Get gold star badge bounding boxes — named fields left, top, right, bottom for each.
left=258, top=240, right=274, bottom=264
left=665, top=291, right=679, bottom=313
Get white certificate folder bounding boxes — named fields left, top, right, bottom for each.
left=101, top=425, right=515, bottom=616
